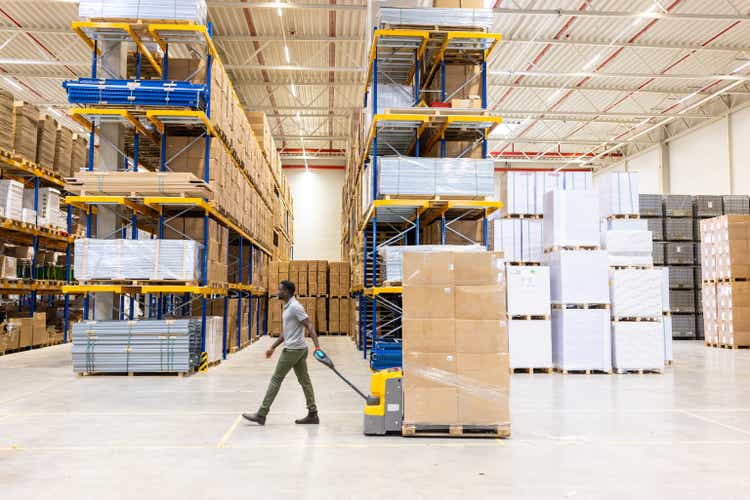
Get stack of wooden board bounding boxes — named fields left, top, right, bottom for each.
left=65, top=171, right=212, bottom=198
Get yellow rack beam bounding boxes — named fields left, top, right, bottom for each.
left=0, top=150, right=65, bottom=188
left=69, top=108, right=160, bottom=145
left=359, top=114, right=431, bottom=173
left=0, top=217, right=75, bottom=244
left=148, top=23, right=218, bottom=58
left=145, top=109, right=215, bottom=136
left=0, top=281, right=63, bottom=293
left=365, top=286, right=402, bottom=296
left=63, top=284, right=130, bottom=294
left=71, top=21, right=163, bottom=77
left=66, top=195, right=157, bottom=217
left=433, top=32, right=503, bottom=66
left=140, top=285, right=227, bottom=295
left=363, top=29, right=431, bottom=96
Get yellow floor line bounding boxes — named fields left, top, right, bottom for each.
left=217, top=415, right=242, bottom=448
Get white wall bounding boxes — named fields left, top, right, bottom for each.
left=285, top=168, right=345, bottom=261
left=596, top=104, right=750, bottom=195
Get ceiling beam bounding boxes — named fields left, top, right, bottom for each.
left=275, top=135, right=349, bottom=140
left=490, top=70, right=750, bottom=81
left=501, top=109, right=714, bottom=119
left=488, top=138, right=655, bottom=145
left=209, top=1, right=366, bottom=11
left=492, top=7, right=750, bottom=22
left=225, top=64, right=364, bottom=72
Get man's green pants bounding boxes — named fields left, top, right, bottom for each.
left=259, top=348, right=317, bottom=417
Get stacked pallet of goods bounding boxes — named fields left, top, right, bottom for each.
left=267, top=261, right=351, bottom=337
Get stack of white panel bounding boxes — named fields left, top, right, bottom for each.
left=598, top=172, right=639, bottom=217
left=206, top=316, right=223, bottom=363
left=21, top=209, right=36, bottom=224
left=74, top=239, right=201, bottom=281
left=609, top=269, right=663, bottom=318
left=377, top=8, right=495, bottom=29
left=546, top=171, right=592, bottom=191
left=79, top=0, right=207, bottom=24
left=611, top=322, right=665, bottom=371
left=547, top=250, right=609, bottom=304
left=365, top=84, right=413, bottom=133
left=499, top=171, right=546, bottom=215
left=23, top=187, right=61, bottom=227
left=0, top=180, right=23, bottom=221
left=543, top=190, right=600, bottom=248
left=378, top=157, right=494, bottom=198
left=601, top=218, right=653, bottom=266
left=507, top=265, right=552, bottom=369
left=491, top=218, right=543, bottom=262
left=662, top=267, right=673, bottom=363
left=552, top=308, right=611, bottom=371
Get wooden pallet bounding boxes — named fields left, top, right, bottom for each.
left=610, top=265, right=654, bottom=270
left=508, top=314, right=550, bottom=320
left=512, top=367, right=553, bottom=374
left=502, top=213, right=543, bottom=219
left=719, top=344, right=750, bottom=349
left=607, top=214, right=641, bottom=219
left=612, top=317, right=661, bottom=322
left=717, top=277, right=749, bottom=283
left=554, top=368, right=613, bottom=375
left=65, top=171, right=212, bottom=199
left=552, top=303, right=610, bottom=310
left=614, top=368, right=664, bottom=375
left=381, top=107, right=491, bottom=118
left=402, top=423, right=510, bottom=438
left=544, top=245, right=600, bottom=253
left=665, top=360, right=673, bottom=367
left=77, top=371, right=190, bottom=377
left=382, top=280, right=402, bottom=287
left=381, top=194, right=492, bottom=201
left=506, top=261, right=541, bottom=266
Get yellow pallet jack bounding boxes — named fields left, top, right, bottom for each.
left=313, top=350, right=403, bottom=435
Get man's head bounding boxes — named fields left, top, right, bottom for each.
left=278, top=280, right=295, bottom=301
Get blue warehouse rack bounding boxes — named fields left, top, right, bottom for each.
left=352, top=27, right=503, bottom=369
left=61, top=19, right=271, bottom=367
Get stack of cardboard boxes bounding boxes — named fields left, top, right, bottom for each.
left=401, top=248, right=510, bottom=435
left=268, top=261, right=352, bottom=336
left=700, top=215, right=750, bottom=347
left=1, top=312, right=48, bottom=353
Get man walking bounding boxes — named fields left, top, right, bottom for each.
left=243, top=280, right=321, bottom=425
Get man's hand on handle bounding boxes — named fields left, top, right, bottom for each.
left=265, top=347, right=275, bottom=359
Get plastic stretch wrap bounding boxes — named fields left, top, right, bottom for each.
left=365, top=84, right=413, bottom=132
left=663, top=315, right=673, bottom=362
left=71, top=319, right=202, bottom=374
left=546, top=250, right=609, bottom=304
left=205, top=316, right=223, bottom=363
left=543, top=190, right=600, bottom=248
left=377, top=157, right=493, bottom=199
left=402, top=248, right=510, bottom=429
left=377, top=7, right=495, bottom=29
left=74, top=239, right=201, bottom=281
left=498, top=171, right=593, bottom=216
left=508, top=320, right=552, bottom=369
left=379, top=244, right=484, bottom=283
left=661, top=267, right=671, bottom=313
left=609, top=269, right=663, bottom=318
left=490, top=218, right=543, bottom=262
left=597, top=172, right=639, bottom=217
left=602, top=230, right=653, bottom=266
left=611, top=322, right=665, bottom=371
left=506, top=265, right=550, bottom=316
left=79, top=0, right=207, bottom=24
left=552, top=308, right=611, bottom=371
left=0, top=180, right=23, bottom=221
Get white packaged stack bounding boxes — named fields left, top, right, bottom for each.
left=543, top=190, right=600, bottom=248
left=377, top=8, right=495, bottom=29
left=79, top=0, right=207, bottom=24
left=365, top=84, right=413, bottom=131
left=662, top=267, right=673, bottom=363
left=546, top=250, right=609, bottom=304
left=206, top=316, right=223, bottom=363
left=611, top=322, right=665, bottom=371
left=491, top=218, right=543, bottom=262
left=602, top=230, right=653, bottom=267
left=545, top=171, right=593, bottom=191
left=598, top=172, right=639, bottom=217
left=499, top=171, right=546, bottom=215
left=552, top=308, right=611, bottom=371
left=21, top=209, right=36, bottom=224
left=609, top=269, right=663, bottom=318
left=509, top=320, right=552, bottom=370
left=23, top=187, right=60, bottom=218
left=0, top=180, right=23, bottom=220
left=377, top=157, right=494, bottom=198
left=506, top=265, right=550, bottom=316
left=74, top=239, right=201, bottom=281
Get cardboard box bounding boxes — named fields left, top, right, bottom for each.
left=404, top=351, right=457, bottom=389
left=455, top=319, right=507, bottom=354
left=403, top=319, right=456, bottom=353
left=454, top=285, right=506, bottom=320
left=403, top=387, right=458, bottom=424
left=32, top=312, right=46, bottom=346
left=403, top=285, right=455, bottom=319
left=454, top=251, right=504, bottom=286
left=316, top=298, right=327, bottom=332
left=10, top=317, right=33, bottom=348
left=402, top=251, right=454, bottom=286
left=328, top=298, right=340, bottom=332
left=339, top=299, right=350, bottom=335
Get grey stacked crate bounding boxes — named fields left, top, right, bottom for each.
left=722, top=195, right=750, bottom=215
left=665, top=218, right=693, bottom=241
left=646, top=218, right=664, bottom=241
left=639, top=194, right=663, bottom=217
left=672, top=313, right=697, bottom=339
left=694, top=195, right=723, bottom=218
left=664, top=195, right=693, bottom=217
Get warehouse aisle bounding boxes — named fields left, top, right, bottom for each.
left=1, top=339, right=749, bottom=499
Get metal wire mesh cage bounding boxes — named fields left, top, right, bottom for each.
left=693, top=218, right=704, bottom=241
left=722, top=195, right=750, bottom=215
left=665, top=218, right=694, bottom=241
left=695, top=245, right=702, bottom=265
left=696, top=315, right=704, bottom=340
left=693, top=195, right=723, bottom=218
left=670, top=289, right=695, bottom=313
left=639, top=194, right=664, bottom=217
left=652, top=242, right=665, bottom=265
left=664, top=195, right=693, bottom=217
left=646, top=218, right=664, bottom=241
left=671, top=314, right=696, bottom=339
left=694, top=266, right=703, bottom=288
left=695, top=289, right=703, bottom=314
left=666, top=242, right=694, bottom=265
left=669, top=266, right=695, bottom=289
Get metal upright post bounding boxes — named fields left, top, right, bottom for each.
left=237, top=238, right=243, bottom=349
left=200, top=23, right=214, bottom=357
left=256, top=294, right=261, bottom=339
left=63, top=204, right=72, bottom=342
left=440, top=60, right=447, bottom=157
left=415, top=215, right=420, bottom=245
left=370, top=216, right=376, bottom=349
left=222, top=295, right=228, bottom=359
left=362, top=227, right=368, bottom=359
left=30, top=176, right=40, bottom=315
left=414, top=51, right=420, bottom=105
left=483, top=213, right=488, bottom=248
left=481, top=52, right=487, bottom=110
left=441, top=214, right=446, bottom=245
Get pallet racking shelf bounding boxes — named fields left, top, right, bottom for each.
left=62, top=19, right=280, bottom=365
left=349, top=25, right=503, bottom=365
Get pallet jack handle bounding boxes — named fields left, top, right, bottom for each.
left=313, top=349, right=379, bottom=405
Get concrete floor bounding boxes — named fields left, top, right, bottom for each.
left=1, top=338, right=749, bottom=500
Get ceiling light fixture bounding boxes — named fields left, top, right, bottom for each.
left=290, top=82, right=297, bottom=97
left=284, top=45, right=291, bottom=64
left=2, top=76, right=22, bottom=91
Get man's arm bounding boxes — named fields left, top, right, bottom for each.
left=266, top=334, right=284, bottom=358
left=302, top=318, right=320, bottom=350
